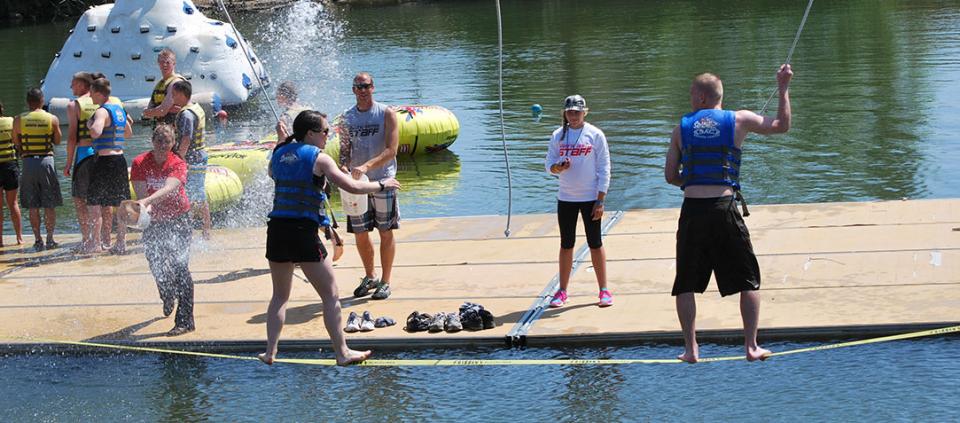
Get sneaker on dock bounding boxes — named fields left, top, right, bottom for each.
left=549, top=290, right=567, bottom=308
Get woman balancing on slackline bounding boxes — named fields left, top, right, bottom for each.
left=259, top=110, right=400, bottom=366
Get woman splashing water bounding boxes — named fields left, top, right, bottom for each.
left=127, top=125, right=195, bottom=336
left=260, top=110, right=400, bottom=366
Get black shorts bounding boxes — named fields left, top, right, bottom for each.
left=558, top=200, right=602, bottom=249
left=71, top=156, right=94, bottom=199
left=265, top=218, right=328, bottom=263
left=0, top=161, right=18, bottom=191
left=86, top=154, right=130, bottom=207
left=672, top=196, right=761, bottom=297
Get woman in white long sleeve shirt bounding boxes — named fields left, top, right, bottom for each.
left=544, top=95, right=612, bottom=308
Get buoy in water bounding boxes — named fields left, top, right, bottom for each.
left=531, top=103, right=543, bottom=117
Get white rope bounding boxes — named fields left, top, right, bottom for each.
left=495, top=0, right=513, bottom=238
left=215, top=0, right=281, bottom=122
left=760, top=0, right=814, bottom=115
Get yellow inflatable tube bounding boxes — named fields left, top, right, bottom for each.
left=208, top=105, right=459, bottom=185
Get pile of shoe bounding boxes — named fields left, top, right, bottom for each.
left=405, top=311, right=463, bottom=333
left=405, top=303, right=496, bottom=333
left=458, top=302, right=495, bottom=331
left=344, top=311, right=396, bottom=333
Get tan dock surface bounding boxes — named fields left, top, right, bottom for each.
left=1, top=198, right=957, bottom=350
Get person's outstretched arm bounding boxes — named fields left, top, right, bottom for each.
left=737, top=64, right=793, bottom=136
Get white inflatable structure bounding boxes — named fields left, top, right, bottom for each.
left=41, top=0, right=269, bottom=122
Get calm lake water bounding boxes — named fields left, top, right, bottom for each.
left=1, top=0, right=959, bottom=419
left=3, top=337, right=959, bottom=421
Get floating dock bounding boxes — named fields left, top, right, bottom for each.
left=0, top=198, right=957, bottom=352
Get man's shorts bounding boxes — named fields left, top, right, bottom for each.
left=346, top=188, right=400, bottom=233
left=86, top=154, right=130, bottom=207
left=71, top=156, right=94, bottom=199
left=19, top=156, right=62, bottom=209
left=672, top=196, right=761, bottom=297
left=0, top=161, right=19, bottom=191
left=185, top=151, right=208, bottom=204
left=265, top=218, right=327, bottom=263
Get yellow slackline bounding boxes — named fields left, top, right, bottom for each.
left=30, top=324, right=960, bottom=367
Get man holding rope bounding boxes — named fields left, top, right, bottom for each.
left=664, top=64, right=793, bottom=363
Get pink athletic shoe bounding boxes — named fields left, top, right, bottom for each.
left=549, top=290, right=567, bottom=308
left=598, top=289, right=613, bottom=307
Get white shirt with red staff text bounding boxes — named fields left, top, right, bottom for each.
left=544, top=122, right=611, bottom=202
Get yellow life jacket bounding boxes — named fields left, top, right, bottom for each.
left=176, top=102, right=206, bottom=153
left=148, top=74, right=184, bottom=124
left=0, top=117, right=15, bottom=163
left=77, top=95, right=122, bottom=143
left=18, top=110, right=55, bottom=156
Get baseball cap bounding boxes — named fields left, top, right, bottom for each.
left=563, top=94, right=587, bottom=111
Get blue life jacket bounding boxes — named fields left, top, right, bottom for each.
left=75, top=146, right=95, bottom=164
left=679, top=109, right=741, bottom=190
left=268, top=142, right=330, bottom=226
left=92, top=103, right=126, bottom=151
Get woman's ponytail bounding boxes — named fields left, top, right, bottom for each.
left=274, top=110, right=326, bottom=152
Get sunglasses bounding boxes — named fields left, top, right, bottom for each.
left=311, top=127, right=330, bottom=134
left=353, top=83, right=373, bottom=90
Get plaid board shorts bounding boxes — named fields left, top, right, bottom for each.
left=346, top=188, right=400, bottom=233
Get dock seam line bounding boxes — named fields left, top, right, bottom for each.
left=506, top=210, right=625, bottom=346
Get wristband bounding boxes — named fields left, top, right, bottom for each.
left=595, top=199, right=604, bottom=206
left=378, top=180, right=385, bottom=192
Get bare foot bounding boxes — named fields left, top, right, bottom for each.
left=82, top=243, right=103, bottom=254
left=677, top=349, right=699, bottom=364
left=336, top=349, right=372, bottom=366
left=108, top=243, right=126, bottom=255
left=746, top=346, right=771, bottom=362
left=16, top=237, right=23, bottom=245
left=257, top=352, right=275, bottom=365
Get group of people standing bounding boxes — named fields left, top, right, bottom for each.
left=0, top=48, right=212, bottom=335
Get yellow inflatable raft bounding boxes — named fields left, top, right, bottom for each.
left=208, top=105, right=459, bottom=184
left=129, top=165, right=243, bottom=212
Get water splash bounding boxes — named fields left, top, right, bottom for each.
left=255, top=0, right=348, bottom=115
left=215, top=0, right=349, bottom=229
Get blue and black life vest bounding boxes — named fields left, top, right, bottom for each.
left=268, top=142, right=330, bottom=226
left=679, top=109, right=741, bottom=190
left=92, top=103, right=126, bottom=152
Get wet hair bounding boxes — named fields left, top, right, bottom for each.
left=90, top=78, right=112, bottom=96
left=171, top=80, right=192, bottom=98
left=158, top=48, right=176, bottom=62
left=277, top=81, right=297, bottom=102
left=353, top=72, right=374, bottom=85
left=73, top=71, right=93, bottom=86
left=692, top=72, right=723, bottom=104
left=26, top=87, right=44, bottom=107
left=152, top=124, right=176, bottom=146
left=275, top=110, right=328, bottom=150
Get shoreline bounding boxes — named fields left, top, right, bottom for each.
left=1, top=0, right=417, bottom=23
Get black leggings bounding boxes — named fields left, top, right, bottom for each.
left=558, top=200, right=603, bottom=249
